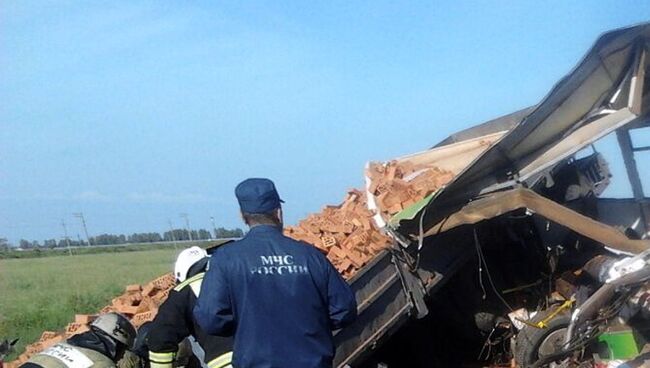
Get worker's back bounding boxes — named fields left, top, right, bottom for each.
left=21, top=342, right=115, bottom=368
left=196, top=225, right=357, bottom=368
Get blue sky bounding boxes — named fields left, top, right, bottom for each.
left=1, top=1, right=649, bottom=243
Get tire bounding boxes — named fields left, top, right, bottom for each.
left=514, top=309, right=571, bottom=368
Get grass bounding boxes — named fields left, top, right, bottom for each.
left=0, top=248, right=182, bottom=360
left=0, top=240, right=217, bottom=260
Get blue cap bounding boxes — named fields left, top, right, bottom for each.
left=235, top=178, right=284, bottom=214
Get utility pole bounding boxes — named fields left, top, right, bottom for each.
left=210, top=216, right=218, bottom=239
left=180, top=213, right=193, bottom=241
left=61, top=219, right=72, bottom=256
left=168, top=220, right=178, bottom=249
left=73, top=212, right=91, bottom=246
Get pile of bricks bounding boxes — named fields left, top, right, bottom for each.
left=5, top=273, right=176, bottom=368
left=10, top=160, right=456, bottom=365
left=285, top=189, right=393, bottom=279
left=283, top=161, right=454, bottom=279
left=366, top=160, right=454, bottom=219
left=98, top=273, right=175, bottom=328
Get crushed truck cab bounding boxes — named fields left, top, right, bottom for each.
left=333, top=22, right=650, bottom=367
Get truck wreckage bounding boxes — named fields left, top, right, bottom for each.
left=333, top=22, right=650, bottom=367
left=6, top=23, right=650, bottom=368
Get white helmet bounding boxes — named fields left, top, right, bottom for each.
left=174, top=246, right=208, bottom=282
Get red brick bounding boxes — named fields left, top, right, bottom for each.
left=150, top=273, right=175, bottom=291
left=125, top=284, right=142, bottom=293
left=18, top=353, right=30, bottom=363
left=100, top=305, right=115, bottom=314
left=74, top=314, right=96, bottom=325
left=131, top=310, right=157, bottom=328
left=39, top=331, right=57, bottom=342
left=141, top=283, right=157, bottom=297
left=320, top=236, right=337, bottom=249
left=328, top=246, right=347, bottom=260
left=65, top=322, right=89, bottom=337
left=25, top=343, right=43, bottom=355
left=136, top=296, right=153, bottom=313
left=41, top=335, right=63, bottom=349
left=116, top=305, right=139, bottom=316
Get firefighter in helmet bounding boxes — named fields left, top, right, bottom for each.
left=21, top=313, right=137, bottom=368
left=145, top=247, right=233, bottom=368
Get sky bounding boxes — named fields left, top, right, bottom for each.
left=1, top=1, right=650, bottom=244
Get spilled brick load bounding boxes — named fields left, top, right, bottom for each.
left=99, top=273, right=175, bottom=328
left=284, top=161, right=454, bottom=279
left=285, top=189, right=393, bottom=279
left=9, top=160, right=455, bottom=365
left=366, top=160, right=454, bottom=219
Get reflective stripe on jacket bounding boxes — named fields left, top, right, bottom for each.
left=147, top=272, right=233, bottom=368
left=206, top=352, right=233, bottom=368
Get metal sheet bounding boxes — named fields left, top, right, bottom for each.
left=422, top=188, right=650, bottom=254
left=432, top=107, right=533, bottom=147
left=396, top=23, right=650, bottom=236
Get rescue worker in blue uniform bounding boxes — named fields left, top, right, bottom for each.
left=194, top=178, right=357, bottom=368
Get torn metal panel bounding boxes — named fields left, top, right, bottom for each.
left=432, top=107, right=533, bottom=148
left=517, top=108, right=637, bottom=180
left=617, top=127, right=647, bottom=200
left=391, top=131, right=505, bottom=176
left=422, top=188, right=650, bottom=254
left=394, top=22, right=650, bottom=236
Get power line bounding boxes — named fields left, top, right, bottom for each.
left=210, top=216, right=217, bottom=239
left=73, top=212, right=91, bottom=246
left=61, top=219, right=72, bottom=256
left=180, top=213, right=193, bottom=241
left=168, top=220, right=178, bottom=250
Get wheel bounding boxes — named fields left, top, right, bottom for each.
left=514, top=309, right=571, bottom=367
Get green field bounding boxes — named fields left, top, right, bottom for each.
left=0, top=240, right=217, bottom=260
left=0, top=248, right=182, bottom=360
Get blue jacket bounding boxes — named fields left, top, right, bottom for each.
left=194, top=225, right=357, bottom=368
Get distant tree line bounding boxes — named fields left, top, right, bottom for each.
left=11, top=227, right=244, bottom=249
left=0, top=238, right=9, bottom=251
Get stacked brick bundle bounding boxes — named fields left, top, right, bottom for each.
left=285, top=189, right=393, bottom=279
left=5, top=273, right=176, bottom=368
left=366, top=160, right=454, bottom=219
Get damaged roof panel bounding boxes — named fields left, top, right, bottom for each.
left=394, top=22, right=650, bottom=236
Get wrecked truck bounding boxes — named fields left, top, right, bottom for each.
left=332, top=23, right=650, bottom=367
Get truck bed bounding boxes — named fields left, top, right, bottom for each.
left=334, top=232, right=473, bottom=367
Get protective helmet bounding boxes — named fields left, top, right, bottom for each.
left=90, top=313, right=136, bottom=349
left=174, top=246, right=208, bottom=282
